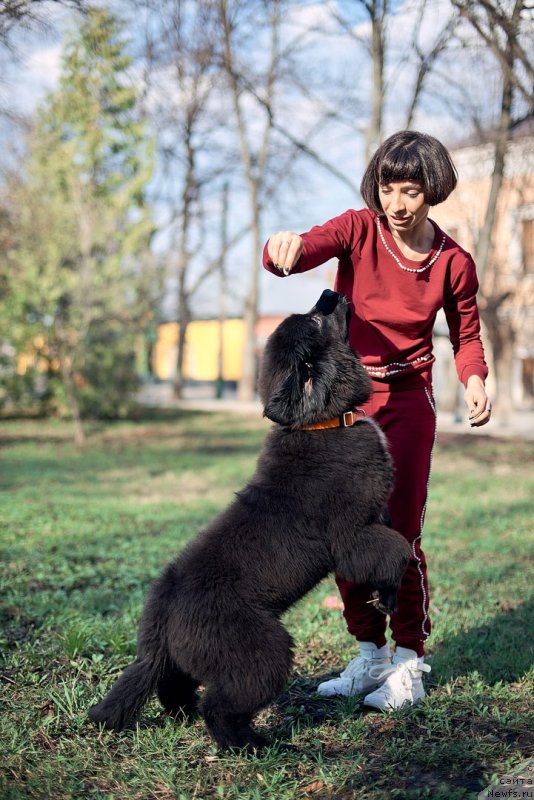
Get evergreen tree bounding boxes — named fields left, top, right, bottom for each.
left=0, top=7, right=156, bottom=440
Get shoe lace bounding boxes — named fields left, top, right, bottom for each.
left=340, top=654, right=386, bottom=681
left=367, top=659, right=431, bottom=691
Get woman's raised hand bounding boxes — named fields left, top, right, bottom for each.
left=267, top=231, right=303, bottom=275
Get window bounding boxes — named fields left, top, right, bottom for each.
left=522, top=218, right=534, bottom=275
left=522, top=357, right=534, bottom=400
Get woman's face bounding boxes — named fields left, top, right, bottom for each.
left=378, top=181, right=430, bottom=233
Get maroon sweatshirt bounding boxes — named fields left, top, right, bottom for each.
left=263, top=208, right=488, bottom=390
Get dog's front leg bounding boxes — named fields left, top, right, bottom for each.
left=331, top=523, right=411, bottom=615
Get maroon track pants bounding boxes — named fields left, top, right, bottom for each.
left=336, top=381, right=437, bottom=657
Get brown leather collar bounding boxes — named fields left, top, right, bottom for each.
left=299, top=408, right=366, bottom=431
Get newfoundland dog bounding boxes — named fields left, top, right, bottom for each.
left=89, top=289, right=411, bottom=751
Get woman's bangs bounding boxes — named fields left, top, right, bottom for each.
left=378, top=149, right=423, bottom=187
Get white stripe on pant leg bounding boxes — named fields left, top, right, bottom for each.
left=425, top=386, right=436, bottom=416
left=412, top=387, right=437, bottom=640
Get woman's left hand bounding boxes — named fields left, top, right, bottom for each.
left=464, top=375, right=492, bottom=427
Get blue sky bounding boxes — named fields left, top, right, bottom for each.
left=0, top=0, right=512, bottom=318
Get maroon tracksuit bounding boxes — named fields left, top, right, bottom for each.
left=263, top=208, right=488, bottom=656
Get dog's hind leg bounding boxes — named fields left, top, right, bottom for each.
left=199, top=619, right=293, bottom=752
left=157, top=662, right=199, bottom=720
left=201, top=687, right=269, bottom=753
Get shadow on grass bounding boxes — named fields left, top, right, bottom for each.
left=430, top=595, right=534, bottom=685
left=436, top=431, right=534, bottom=464
left=0, top=443, right=262, bottom=492
left=231, top=597, right=534, bottom=757
left=283, top=598, right=534, bottom=712
left=0, top=414, right=265, bottom=492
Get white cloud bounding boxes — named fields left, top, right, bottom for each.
left=26, top=45, right=62, bottom=87
left=2, top=44, right=61, bottom=117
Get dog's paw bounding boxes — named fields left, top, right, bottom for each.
left=88, top=703, right=126, bottom=731
left=224, top=730, right=270, bottom=754
left=243, top=731, right=270, bottom=754
left=369, top=587, right=398, bottom=616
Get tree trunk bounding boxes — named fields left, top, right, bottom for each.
left=216, top=182, right=229, bottom=400
left=174, top=297, right=190, bottom=400
left=218, top=0, right=278, bottom=403
left=472, top=1, right=521, bottom=416
left=481, top=301, right=515, bottom=422
left=58, top=345, right=85, bottom=446
left=364, top=0, right=386, bottom=163
left=173, top=116, right=196, bottom=399
left=473, top=66, right=513, bottom=283
left=238, top=185, right=260, bottom=402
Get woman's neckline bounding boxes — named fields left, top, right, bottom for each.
left=378, top=214, right=440, bottom=266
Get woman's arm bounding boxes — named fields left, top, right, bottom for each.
left=443, top=254, right=491, bottom=427
left=263, top=210, right=363, bottom=277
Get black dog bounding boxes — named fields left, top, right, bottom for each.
left=89, top=290, right=411, bottom=751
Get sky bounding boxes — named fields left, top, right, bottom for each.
left=0, top=0, right=517, bottom=319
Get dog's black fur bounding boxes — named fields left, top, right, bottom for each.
left=88, top=290, right=411, bottom=751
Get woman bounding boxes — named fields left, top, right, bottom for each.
left=263, top=130, right=491, bottom=711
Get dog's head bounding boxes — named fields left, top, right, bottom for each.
left=258, top=290, right=372, bottom=428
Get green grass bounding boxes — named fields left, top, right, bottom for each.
left=1, top=413, right=533, bottom=800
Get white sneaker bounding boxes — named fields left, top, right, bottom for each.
left=316, top=642, right=392, bottom=697
left=363, top=647, right=431, bottom=711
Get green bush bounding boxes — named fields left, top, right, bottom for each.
left=77, top=323, right=141, bottom=419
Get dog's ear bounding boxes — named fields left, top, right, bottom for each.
left=263, top=361, right=312, bottom=426
left=302, top=361, right=313, bottom=397
left=263, top=375, right=295, bottom=426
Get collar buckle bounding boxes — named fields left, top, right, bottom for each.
left=342, top=410, right=355, bottom=427
left=341, top=408, right=366, bottom=427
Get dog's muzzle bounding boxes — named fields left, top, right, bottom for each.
left=314, top=289, right=345, bottom=316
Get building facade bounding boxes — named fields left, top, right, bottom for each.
left=431, top=123, right=534, bottom=410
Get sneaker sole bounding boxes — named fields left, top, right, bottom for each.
left=363, top=695, right=424, bottom=711
left=317, top=681, right=382, bottom=698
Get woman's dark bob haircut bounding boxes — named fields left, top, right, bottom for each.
left=360, top=130, right=458, bottom=213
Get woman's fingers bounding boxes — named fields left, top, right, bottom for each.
left=466, top=390, right=492, bottom=427
left=464, top=378, right=492, bottom=428
left=267, top=231, right=303, bottom=274
left=276, top=237, right=292, bottom=270
left=469, top=402, right=492, bottom=427
left=286, top=236, right=303, bottom=271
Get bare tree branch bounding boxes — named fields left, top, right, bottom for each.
left=234, top=71, right=360, bottom=194
left=405, top=7, right=460, bottom=128
left=451, top=0, right=534, bottom=106
left=0, top=0, right=87, bottom=50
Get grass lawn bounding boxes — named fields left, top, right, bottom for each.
left=1, top=411, right=533, bottom=800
